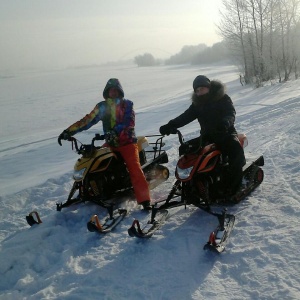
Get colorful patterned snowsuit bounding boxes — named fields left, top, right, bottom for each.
left=65, top=79, right=150, bottom=203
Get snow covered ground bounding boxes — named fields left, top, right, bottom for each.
left=0, top=63, right=299, bottom=299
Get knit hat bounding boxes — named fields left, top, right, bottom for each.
left=192, top=75, right=211, bottom=91
left=103, top=78, right=124, bottom=99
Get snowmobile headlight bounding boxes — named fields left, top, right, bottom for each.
left=73, top=168, right=86, bottom=180
left=176, top=166, right=193, bottom=180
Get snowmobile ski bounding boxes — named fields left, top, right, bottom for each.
left=203, top=211, right=235, bottom=253
left=26, top=211, right=43, bottom=226
left=87, top=208, right=127, bottom=233
left=128, top=209, right=169, bottom=238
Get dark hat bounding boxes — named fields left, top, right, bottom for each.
left=193, top=75, right=211, bottom=90
left=103, top=78, right=124, bottom=99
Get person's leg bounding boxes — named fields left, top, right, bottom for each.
left=220, top=136, right=246, bottom=194
left=116, top=143, right=151, bottom=204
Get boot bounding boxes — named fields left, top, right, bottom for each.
left=140, top=200, right=151, bottom=211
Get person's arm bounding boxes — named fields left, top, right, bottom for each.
left=66, top=103, right=103, bottom=136
left=160, top=104, right=197, bottom=135
left=168, top=104, right=197, bottom=128
left=218, top=95, right=236, bottom=130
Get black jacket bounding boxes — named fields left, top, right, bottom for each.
left=168, top=80, right=237, bottom=144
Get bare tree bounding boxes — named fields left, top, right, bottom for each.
left=218, top=0, right=252, bottom=82
left=218, top=0, right=300, bottom=86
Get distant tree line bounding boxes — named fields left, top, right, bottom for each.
left=134, top=0, right=300, bottom=87
left=218, top=0, right=300, bottom=86
left=190, top=42, right=230, bottom=64
left=165, top=44, right=207, bottom=65
left=134, top=42, right=229, bottom=67
left=134, top=53, right=161, bottom=67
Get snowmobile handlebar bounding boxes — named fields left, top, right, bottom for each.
left=161, top=128, right=185, bottom=145
left=165, top=129, right=185, bottom=145
left=68, top=134, right=105, bottom=153
left=92, top=133, right=105, bottom=143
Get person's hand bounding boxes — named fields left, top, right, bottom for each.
left=159, top=123, right=176, bottom=136
left=58, top=130, right=71, bottom=146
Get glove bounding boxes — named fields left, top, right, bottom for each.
left=159, top=124, right=171, bottom=136
left=159, top=123, right=176, bottom=136
left=58, top=130, right=71, bottom=146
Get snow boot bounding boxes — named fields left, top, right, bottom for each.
left=140, top=200, right=151, bottom=211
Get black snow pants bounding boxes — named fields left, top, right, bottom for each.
left=217, top=135, right=246, bottom=193
left=183, top=135, right=246, bottom=194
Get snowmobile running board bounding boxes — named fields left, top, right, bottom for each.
left=56, top=198, right=85, bottom=211
left=56, top=196, right=117, bottom=212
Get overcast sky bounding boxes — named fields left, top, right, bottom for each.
left=0, top=0, right=223, bottom=71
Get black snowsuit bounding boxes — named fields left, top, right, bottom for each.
left=166, top=80, right=246, bottom=194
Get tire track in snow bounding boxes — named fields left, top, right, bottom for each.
left=237, top=96, right=300, bottom=203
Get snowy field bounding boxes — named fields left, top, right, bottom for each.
left=0, top=63, right=299, bottom=299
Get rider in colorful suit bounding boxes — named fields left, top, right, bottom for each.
left=58, top=78, right=151, bottom=210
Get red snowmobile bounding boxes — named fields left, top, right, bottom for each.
left=128, top=130, right=264, bottom=252
left=163, top=130, right=264, bottom=206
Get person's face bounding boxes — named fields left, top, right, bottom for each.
left=108, top=88, right=120, bottom=99
left=195, top=86, right=209, bottom=96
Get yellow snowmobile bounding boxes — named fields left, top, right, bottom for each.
left=56, top=134, right=169, bottom=212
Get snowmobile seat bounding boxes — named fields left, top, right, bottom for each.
left=137, top=136, right=149, bottom=152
